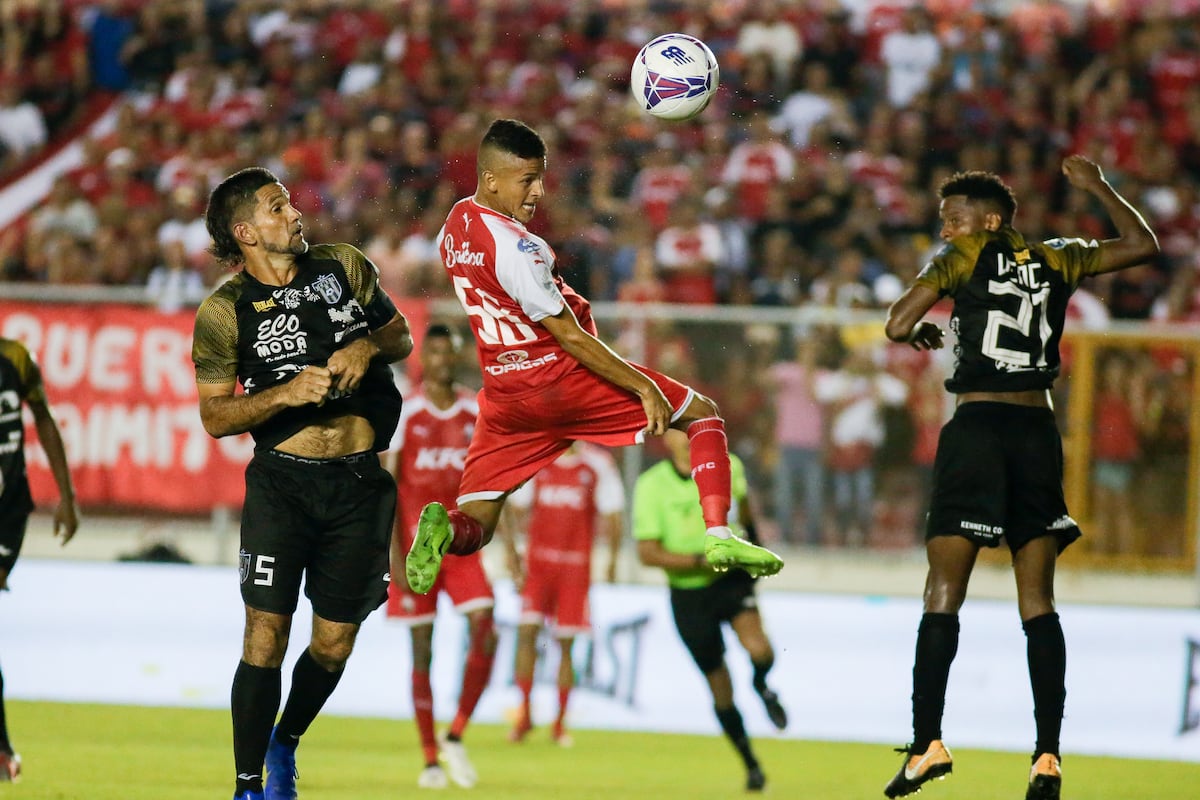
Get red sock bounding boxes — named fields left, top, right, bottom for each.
left=449, top=617, right=495, bottom=738
left=516, top=677, right=533, bottom=717
left=687, top=417, right=731, bottom=528
left=412, top=669, right=438, bottom=766
left=447, top=510, right=485, bottom=555
left=556, top=685, right=571, bottom=726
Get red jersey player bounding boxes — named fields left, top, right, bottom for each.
left=404, top=118, right=782, bottom=595
left=385, top=324, right=495, bottom=790
left=504, top=442, right=624, bottom=746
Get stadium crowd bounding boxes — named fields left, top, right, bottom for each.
left=0, top=0, right=1196, bottom=556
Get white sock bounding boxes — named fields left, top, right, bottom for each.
left=706, top=525, right=733, bottom=540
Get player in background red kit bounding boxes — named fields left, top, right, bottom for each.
left=405, top=118, right=782, bottom=595
left=503, top=442, right=625, bottom=746
left=385, top=324, right=495, bottom=790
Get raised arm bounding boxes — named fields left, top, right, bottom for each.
left=1061, top=155, right=1159, bottom=275
left=540, top=306, right=673, bottom=436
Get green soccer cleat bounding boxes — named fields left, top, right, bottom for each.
left=704, top=534, right=784, bottom=577
left=406, top=502, right=453, bottom=594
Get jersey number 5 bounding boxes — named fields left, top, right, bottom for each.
left=452, top=276, right=538, bottom=346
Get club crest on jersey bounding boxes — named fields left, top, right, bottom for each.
left=238, top=550, right=251, bottom=584
left=312, top=273, right=342, bottom=304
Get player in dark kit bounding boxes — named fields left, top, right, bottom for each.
left=0, top=336, right=78, bottom=782
left=193, top=167, right=413, bottom=800
left=404, top=118, right=782, bottom=597
left=881, top=156, right=1159, bottom=800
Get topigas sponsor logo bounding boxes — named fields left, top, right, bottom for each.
left=486, top=350, right=557, bottom=375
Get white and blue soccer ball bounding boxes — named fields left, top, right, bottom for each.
left=630, top=33, right=720, bottom=122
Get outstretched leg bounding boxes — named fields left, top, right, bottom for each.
left=675, top=399, right=783, bottom=578
left=406, top=499, right=504, bottom=594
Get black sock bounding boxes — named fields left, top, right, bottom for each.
left=275, top=649, right=345, bottom=745
left=0, top=664, right=10, bottom=753
left=912, top=612, right=960, bottom=753
left=1023, top=612, right=1066, bottom=758
left=751, top=656, right=774, bottom=693
left=232, top=660, right=281, bottom=794
left=714, top=705, right=758, bottom=770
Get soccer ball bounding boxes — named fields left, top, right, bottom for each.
left=630, top=33, right=720, bottom=122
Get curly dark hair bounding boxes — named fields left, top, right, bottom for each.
left=938, top=170, right=1018, bottom=225
left=204, top=167, right=279, bottom=265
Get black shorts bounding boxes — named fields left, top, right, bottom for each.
left=926, top=402, right=1080, bottom=554
left=0, top=476, right=34, bottom=574
left=669, top=570, right=759, bottom=675
left=239, top=449, right=396, bottom=624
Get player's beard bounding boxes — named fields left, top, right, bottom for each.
left=265, top=233, right=308, bottom=257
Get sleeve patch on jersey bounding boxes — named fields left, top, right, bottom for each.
left=1044, top=236, right=1099, bottom=250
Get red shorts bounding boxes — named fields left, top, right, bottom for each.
left=458, top=362, right=693, bottom=503
left=386, top=551, right=494, bottom=623
left=519, top=559, right=591, bottom=636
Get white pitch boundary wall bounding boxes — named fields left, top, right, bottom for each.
left=4, top=561, right=1199, bottom=762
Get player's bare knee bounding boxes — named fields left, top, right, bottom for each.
left=243, top=608, right=291, bottom=665
left=923, top=580, right=967, bottom=614
left=309, top=638, right=354, bottom=670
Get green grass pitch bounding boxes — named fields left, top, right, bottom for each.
left=9, top=701, right=1198, bottom=799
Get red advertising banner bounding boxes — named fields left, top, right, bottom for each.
left=0, top=299, right=428, bottom=513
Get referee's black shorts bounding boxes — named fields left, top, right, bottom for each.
left=669, top=570, right=758, bottom=675
left=926, top=401, right=1081, bottom=554
left=239, top=449, right=396, bottom=624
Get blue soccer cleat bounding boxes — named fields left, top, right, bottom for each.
left=264, top=726, right=298, bottom=800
